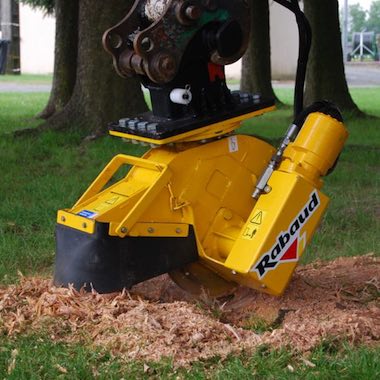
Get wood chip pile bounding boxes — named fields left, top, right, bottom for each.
left=0, top=255, right=379, bottom=365
left=223, top=255, right=380, bottom=351
left=0, top=279, right=260, bottom=366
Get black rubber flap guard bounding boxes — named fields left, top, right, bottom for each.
left=54, top=222, right=199, bottom=294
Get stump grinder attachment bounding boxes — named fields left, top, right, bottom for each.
left=54, top=0, right=348, bottom=296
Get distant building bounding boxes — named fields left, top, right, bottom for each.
left=19, top=3, right=55, bottom=74
left=226, top=1, right=299, bottom=81
left=0, top=0, right=20, bottom=74
left=270, top=0, right=298, bottom=80
left=0, top=0, right=54, bottom=75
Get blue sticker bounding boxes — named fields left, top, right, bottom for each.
left=78, top=210, right=98, bottom=219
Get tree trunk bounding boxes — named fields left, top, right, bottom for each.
left=38, top=0, right=78, bottom=119
left=44, top=0, right=147, bottom=132
left=240, top=0, right=279, bottom=103
left=304, top=0, right=361, bottom=115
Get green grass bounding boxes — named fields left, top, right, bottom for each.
left=0, top=93, right=49, bottom=134
left=0, top=336, right=379, bottom=379
left=0, top=74, right=53, bottom=85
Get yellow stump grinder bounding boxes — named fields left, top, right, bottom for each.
left=54, top=0, right=349, bottom=296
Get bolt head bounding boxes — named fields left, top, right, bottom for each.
left=223, top=209, right=233, bottom=221
left=148, top=227, right=155, bottom=233
left=185, top=5, right=202, bottom=20
left=160, top=55, right=175, bottom=72
left=61, top=216, right=66, bottom=222
left=121, top=227, right=128, bottom=233
left=176, top=228, right=182, bottom=234
left=151, top=53, right=177, bottom=82
left=82, top=223, right=87, bottom=229
left=264, top=185, right=272, bottom=193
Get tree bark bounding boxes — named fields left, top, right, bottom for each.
left=43, top=0, right=147, bottom=132
left=38, top=0, right=78, bottom=119
left=304, top=0, right=361, bottom=115
left=240, top=0, right=279, bottom=103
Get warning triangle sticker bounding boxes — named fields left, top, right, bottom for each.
left=281, top=238, right=298, bottom=261
left=250, top=211, right=263, bottom=225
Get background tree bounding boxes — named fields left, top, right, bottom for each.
left=19, top=0, right=54, bottom=14
left=20, top=0, right=79, bottom=118
left=37, top=0, right=78, bottom=119
left=303, top=0, right=361, bottom=115
left=349, top=3, right=367, bottom=35
left=240, top=0, right=278, bottom=103
left=367, top=0, right=380, bottom=34
left=20, top=0, right=147, bottom=132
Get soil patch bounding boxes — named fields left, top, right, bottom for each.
left=0, top=255, right=379, bottom=366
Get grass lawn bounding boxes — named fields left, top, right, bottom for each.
left=0, top=88, right=379, bottom=378
left=0, top=74, right=53, bottom=85
left=0, top=93, right=48, bottom=134
left=1, top=336, right=379, bottom=379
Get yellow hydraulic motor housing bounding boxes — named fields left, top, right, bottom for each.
left=54, top=111, right=348, bottom=296
left=54, top=0, right=349, bottom=297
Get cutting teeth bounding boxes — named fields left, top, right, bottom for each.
left=170, top=262, right=237, bottom=297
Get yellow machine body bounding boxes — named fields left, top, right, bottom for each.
left=57, top=112, right=348, bottom=296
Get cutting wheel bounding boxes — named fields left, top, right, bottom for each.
left=169, top=262, right=237, bottom=297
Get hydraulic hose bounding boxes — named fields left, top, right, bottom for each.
left=273, top=0, right=312, bottom=119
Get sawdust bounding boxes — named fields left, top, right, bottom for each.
left=0, top=255, right=379, bottom=366
left=0, top=278, right=259, bottom=367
